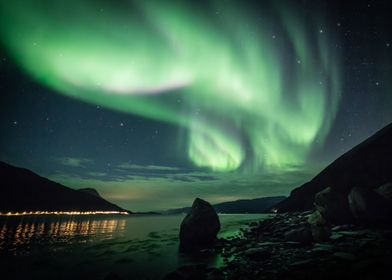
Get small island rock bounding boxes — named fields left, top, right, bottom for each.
left=179, top=198, right=220, bottom=250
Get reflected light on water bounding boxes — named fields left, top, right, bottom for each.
left=0, top=217, right=127, bottom=251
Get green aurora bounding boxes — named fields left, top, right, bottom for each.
left=0, top=0, right=341, bottom=172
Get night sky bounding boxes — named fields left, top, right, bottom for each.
left=0, top=0, right=391, bottom=211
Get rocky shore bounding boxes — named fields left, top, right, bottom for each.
left=164, top=211, right=392, bottom=280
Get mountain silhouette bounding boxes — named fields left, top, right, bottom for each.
left=0, top=161, right=128, bottom=213
left=275, top=123, right=392, bottom=212
left=164, top=196, right=286, bottom=214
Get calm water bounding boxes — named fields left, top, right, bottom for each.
left=0, top=214, right=270, bottom=280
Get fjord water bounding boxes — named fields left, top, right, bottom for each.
left=0, top=214, right=269, bottom=280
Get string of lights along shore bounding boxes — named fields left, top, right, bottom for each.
left=0, top=211, right=130, bottom=216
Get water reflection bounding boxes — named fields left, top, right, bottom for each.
left=0, top=214, right=266, bottom=280
left=0, top=216, right=126, bottom=252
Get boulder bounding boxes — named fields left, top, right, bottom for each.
left=307, top=210, right=326, bottom=226
left=375, top=182, right=392, bottom=200
left=179, top=198, right=220, bottom=250
left=314, top=187, right=353, bottom=225
left=307, top=210, right=330, bottom=242
left=348, top=187, right=391, bottom=226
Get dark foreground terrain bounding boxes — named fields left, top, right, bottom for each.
left=165, top=212, right=392, bottom=280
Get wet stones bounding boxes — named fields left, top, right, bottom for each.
left=284, top=226, right=313, bottom=244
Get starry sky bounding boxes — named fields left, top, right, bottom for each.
left=0, top=0, right=391, bottom=211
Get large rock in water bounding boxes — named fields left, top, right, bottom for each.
left=348, top=187, right=391, bottom=226
left=179, top=198, right=220, bottom=250
left=274, top=123, right=392, bottom=212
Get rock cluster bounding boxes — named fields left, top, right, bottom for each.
left=312, top=183, right=392, bottom=227
left=165, top=212, right=392, bottom=280
left=165, top=182, right=392, bottom=279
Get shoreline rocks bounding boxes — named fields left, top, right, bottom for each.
left=166, top=211, right=392, bottom=280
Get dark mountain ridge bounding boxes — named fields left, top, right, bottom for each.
left=78, top=188, right=101, bottom=198
left=164, top=196, right=286, bottom=214
left=0, top=161, right=128, bottom=213
left=275, top=122, right=392, bottom=212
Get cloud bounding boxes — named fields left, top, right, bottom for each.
left=87, top=172, right=108, bottom=177
left=47, top=164, right=322, bottom=212
left=44, top=158, right=325, bottom=212
left=53, top=157, right=93, bottom=168
left=117, top=162, right=180, bottom=171
left=188, top=175, right=219, bottom=181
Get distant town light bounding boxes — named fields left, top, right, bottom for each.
left=0, top=211, right=129, bottom=216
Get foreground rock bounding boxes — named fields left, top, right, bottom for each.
left=348, top=187, right=391, bottom=226
left=376, top=182, right=392, bottom=199
left=314, top=187, right=353, bottom=224
left=179, top=198, right=220, bottom=251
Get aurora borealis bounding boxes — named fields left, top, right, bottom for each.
left=0, top=0, right=341, bottom=171
left=0, top=0, right=391, bottom=211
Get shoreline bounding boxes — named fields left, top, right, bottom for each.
left=165, top=212, right=392, bottom=280
left=0, top=211, right=130, bottom=216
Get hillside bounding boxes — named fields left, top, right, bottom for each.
left=274, top=123, right=392, bottom=212
left=0, top=161, right=128, bottom=213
